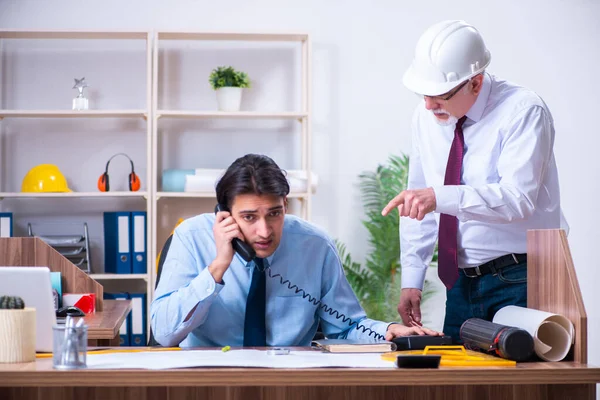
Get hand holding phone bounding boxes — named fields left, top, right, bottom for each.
left=213, top=206, right=244, bottom=269
left=214, top=204, right=255, bottom=262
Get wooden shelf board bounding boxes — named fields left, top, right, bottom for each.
left=0, top=192, right=148, bottom=199
left=157, top=191, right=309, bottom=199
left=0, top=30, right=149, bottom=40
left=0, top=110, right=147, bottom=119
left=157, top=32, right=308, bottom=42
left=89, top=274, right=149, bottom=281
left=156, top=110, right=307, bottom=120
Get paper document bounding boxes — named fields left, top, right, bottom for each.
left=312, top=339, right=396, bottom=353
left=86, top=349, right=394, bottom=370
left=493, top=305, right=574, bottom=362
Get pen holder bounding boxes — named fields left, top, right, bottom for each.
left=52, top=322, right=88, bottom=369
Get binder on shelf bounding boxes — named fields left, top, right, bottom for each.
left=103, top=212, right=132, bottom=274
left=129, top=292, right=147, bottom=346
left=104, top=292, right=131, bottom=346
left=0, top=213, right=13, bottom=237
left=130, top=211, right=147, bottom=274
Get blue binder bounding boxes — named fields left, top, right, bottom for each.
left=0, top=212, right=13, bottom=237
left=50, top=272, right=62, bottom=309
left=130, top=211, right=147, bottom=274
left=103, top=212, right=132, bottom=274
left=103, top=292, right=131, bottom=346
left=129, top=292, right=147, bottom=346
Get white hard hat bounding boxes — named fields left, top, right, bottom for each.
left=403, top=20, right=491, bottom=96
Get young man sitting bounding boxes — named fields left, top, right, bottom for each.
left=151, top=154, right=442, bottom=347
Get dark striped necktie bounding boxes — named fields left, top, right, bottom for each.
left=438, top=116, right=467, bottom=290
left=243, top=258, right=266, bottom=346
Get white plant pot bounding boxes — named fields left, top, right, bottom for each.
left=0, top=308, right=36, bottom=363
left=216, top=87, right=243, bottom=112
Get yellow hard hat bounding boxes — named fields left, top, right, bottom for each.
left=21, top=164, right=72, bottom=193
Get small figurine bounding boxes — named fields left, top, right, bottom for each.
left=72, top=77, right=89, bottom=110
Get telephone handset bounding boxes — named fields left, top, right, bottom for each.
left=214, top=204, right=256, bottom=262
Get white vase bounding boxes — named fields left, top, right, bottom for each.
left=215, top=87, right=243, bottom=112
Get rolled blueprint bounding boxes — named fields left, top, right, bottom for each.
left=492, top=306, right=573, bottom=362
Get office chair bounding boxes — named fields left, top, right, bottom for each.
left=147, top=234, right=173, bottom=346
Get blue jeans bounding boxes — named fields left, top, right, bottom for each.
left=443, top=262, right=527, bottom=342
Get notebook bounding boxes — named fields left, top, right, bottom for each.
left=312, top=339, right=397, bottom=353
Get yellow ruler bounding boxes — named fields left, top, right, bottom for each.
left=36, top=347, right=181, bottom=359
left=382, top=345, right=516, bottom=367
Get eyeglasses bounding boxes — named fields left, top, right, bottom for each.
left=424, top=79, right=470, bottom=102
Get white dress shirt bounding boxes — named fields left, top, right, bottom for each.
left=401, top=72, right=565, bottom=290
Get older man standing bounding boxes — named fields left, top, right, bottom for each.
left=382, top=20, right=565, bottom=341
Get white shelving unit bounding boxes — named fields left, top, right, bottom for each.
left=0, top=29, right=313, bottom=343
left=0, top=30, right=154, bottom=334
left=151, top=31, right=312, bottom=294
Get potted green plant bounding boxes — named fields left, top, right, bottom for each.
left=0, top=295, right=36, bottom=363
left=209, top=66, right=251, bottom=112
left=336, top=154, right=438, bottom=323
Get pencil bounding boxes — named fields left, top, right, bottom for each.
left=36, top=347, right=181, bottom=359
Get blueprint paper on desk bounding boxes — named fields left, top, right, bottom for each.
left=86, top=349, right=394, bottom=369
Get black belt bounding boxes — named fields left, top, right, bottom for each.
left=462, top=253, right=527, bottom=278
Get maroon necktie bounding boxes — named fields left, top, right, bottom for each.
left=438, top=116, right=467, bottom=290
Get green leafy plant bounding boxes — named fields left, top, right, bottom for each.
left=209, top=66, right=250, bottom=90
left=0, top=295, right=25, bottom=309
left=336, top=154, right=437, bottom=322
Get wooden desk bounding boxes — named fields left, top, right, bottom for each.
left=0, top=349, right=599, bottom=400
left=81, top=299, right=131, bottom=346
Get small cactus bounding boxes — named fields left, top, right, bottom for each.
left=0, top=295, right=25, bottom=309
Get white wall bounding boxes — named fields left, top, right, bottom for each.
left=1, top=0, right=599, bottom=369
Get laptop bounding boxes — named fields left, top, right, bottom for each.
left=0, top=266, right=56, bottom=352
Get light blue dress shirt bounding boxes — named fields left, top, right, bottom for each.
left=151, top=213, right=390, bottom=347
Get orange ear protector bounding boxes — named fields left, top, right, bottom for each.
left=97, top=153, right=141, bottom=192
